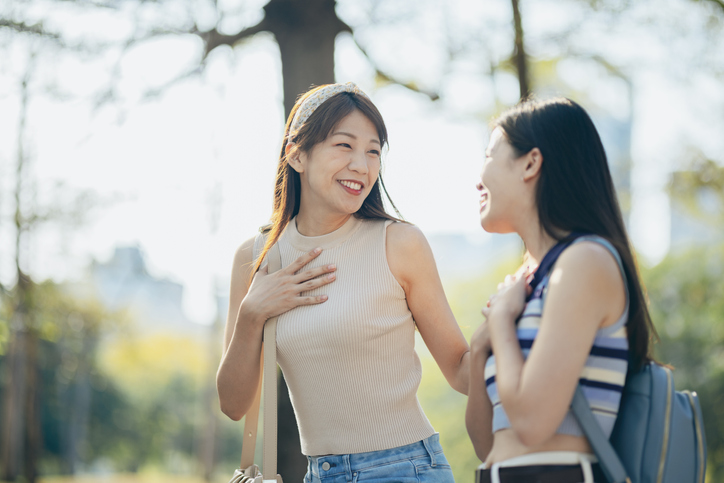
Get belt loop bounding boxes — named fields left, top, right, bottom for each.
left=579, top=455, right=594, bottom=483
left=490, top=463, right=501, bottom=483
left=343, top=454, right=352, bottom=482
left=422, top=436, right=437, bottom=467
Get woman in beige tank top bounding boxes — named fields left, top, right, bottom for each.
left=216, top=83, right=471, bottom=482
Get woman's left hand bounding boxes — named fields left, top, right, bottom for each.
left=482, top=272, right=532, bottom=324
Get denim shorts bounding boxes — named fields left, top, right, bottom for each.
left=304, top=433, right=454, bottom=483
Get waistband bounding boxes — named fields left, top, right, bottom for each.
left=476, top=452, right=603, bottom=483
left=307, top=433, right=443, bottom=477
left=476, top=463, right=605, bottom=483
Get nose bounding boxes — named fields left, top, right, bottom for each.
left=476, top=180, right=483, bottom=191
left=348, top=150, right=369, bottom=175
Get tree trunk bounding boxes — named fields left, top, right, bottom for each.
left=1, top=327, right=27, bottom=481
left=510, top=0, right=530, bottom=99
left=23, top=331, right=41, bottom=483
left=264, top=0, right=349, bottom=115
left=259, top=0, right=347, bottom=480
left=0, top=55, right=41, bottom=483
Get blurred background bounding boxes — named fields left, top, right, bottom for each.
left=0, top=0, right=723, bottom=481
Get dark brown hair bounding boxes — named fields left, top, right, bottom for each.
left=253, top=85, right=403, bottom=275
left=494, top=97, right=656, bottom=371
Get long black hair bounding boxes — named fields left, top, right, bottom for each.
left=494, top=97, right=656, bottom=370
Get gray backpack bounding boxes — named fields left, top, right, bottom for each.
left=572, top=362, right=707, bottom=483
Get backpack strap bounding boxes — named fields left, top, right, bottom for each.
left=571, top=388, right=631, bottom=483
left=532, top=233, right=632, bottom=482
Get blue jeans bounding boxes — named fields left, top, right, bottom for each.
left=304, top=433, right=454, bottom=483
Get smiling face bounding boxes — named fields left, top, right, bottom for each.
left=291, top=109, right=382, bottom=220
left=477, top=127, right=526, bottom=233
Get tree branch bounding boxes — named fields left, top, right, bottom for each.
left=0, top=19, right=61, bottom=40
left=351, top=38, right=440, bottom=101
left=140, top=63, right=206, bottom=101
left=197, top=18, right=271, bottom=59
left=703, top=0, right=724, bottom=13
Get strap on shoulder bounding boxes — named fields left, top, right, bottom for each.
left=239, top=235, right=281, bottom=479
left=572, top=386, right=630, bottom=483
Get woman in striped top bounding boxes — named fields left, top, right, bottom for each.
left=465, top=98, right=657, bottom=483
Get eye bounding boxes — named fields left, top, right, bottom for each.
left=368, top=149, right=381, bottom=156
left=336, top=143, right=352, bottom=149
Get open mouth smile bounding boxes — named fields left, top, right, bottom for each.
left=479, top=191, right=489, bottom=211
left=338, top=180, right=364, bottom=194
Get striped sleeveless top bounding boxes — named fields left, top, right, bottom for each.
left=484, top=235, right=630, bottom=438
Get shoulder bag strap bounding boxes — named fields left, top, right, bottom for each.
left=571, top=386, right=630, bottom=483
left=262, top=242, right=281, bottom=480
left=239, top=240, right=282, bottom=482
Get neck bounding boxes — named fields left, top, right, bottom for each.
left=518, top=220, right=566, bottom=267
left=295, top=209, right=353, bottom=237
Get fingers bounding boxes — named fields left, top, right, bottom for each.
left=299, top=294, right=329, bottom=306
left=287, top=247, right=323, bottom=274
left=295, top=263, right=337, bottom=284
left=299, top=272, right=337, bottom=292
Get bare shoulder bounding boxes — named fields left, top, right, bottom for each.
left=386, top=222, right=437, bottom=287
left=231, top=235, right=259, bottom=286
left=386, top=221, right=433, bottom=262
left=386, top=221, right=428, bottom=248
left=551, top=240, right=625, bottom=300
left=235, top=235, right=257, bottom=265
left=557, top=240, right=622, bottom=277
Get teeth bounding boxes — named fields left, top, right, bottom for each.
left=340, top=180, right=362, bottom=190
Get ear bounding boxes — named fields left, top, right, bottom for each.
left=522, top=147, right=543, bottom=182
left=286, top=142, right=305, bottom=173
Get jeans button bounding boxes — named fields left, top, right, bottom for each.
left=322, top=462, right=331, bottom=471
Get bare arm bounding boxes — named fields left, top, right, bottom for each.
left=216, top=238, right=337, bottom=420
left=485, top=242, right=626, bottom=446
left=466, top=319, right=494, bottom=460
left=386, top=223, right=470, bottom=394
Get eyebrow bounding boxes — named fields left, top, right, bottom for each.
left=332, top=131, right=381, bottom=146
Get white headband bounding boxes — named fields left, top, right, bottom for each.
left=289, top=82, right=369, bottom=137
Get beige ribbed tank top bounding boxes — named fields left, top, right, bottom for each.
left=253, top=215, right=435, bottom=456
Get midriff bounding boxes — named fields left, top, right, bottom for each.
left=485, top=429, right=593, bottom=466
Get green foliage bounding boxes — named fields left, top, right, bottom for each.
left=0, top=280, right=123, bottom=475
left=642, top=243, right=724, bottom=480
left=667, top=153, right=724, bottom=224
left=92, top=333, right=218, bottom=472
left=417, top=255, right=521, bottom=481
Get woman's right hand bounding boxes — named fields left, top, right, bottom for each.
left=239, top=247, right=337, bottom=327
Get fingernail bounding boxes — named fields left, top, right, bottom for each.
left=313, top=247, right=322, bottom=254
left=327, top=273, right=335, bottom=280
left=328, top=264, right=336, bottom=270
left=319, top=295, right=328, bottom=301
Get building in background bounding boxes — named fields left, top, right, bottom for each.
left=74, top=246, right=205, bottom=335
